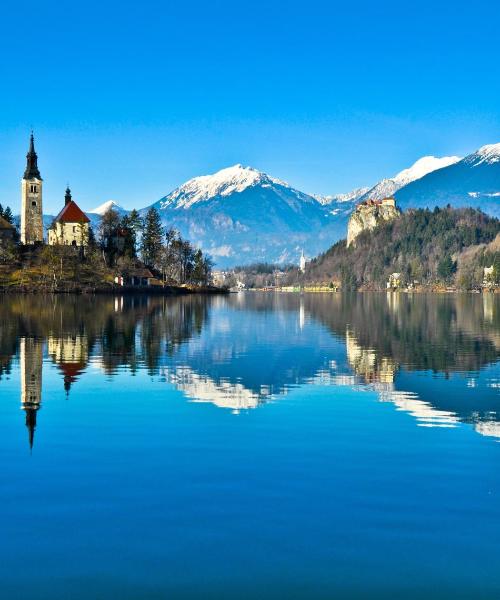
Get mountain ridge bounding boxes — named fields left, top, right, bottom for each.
left=27, top=141, right=500, bottom=267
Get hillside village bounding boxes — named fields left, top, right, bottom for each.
left=0, top=135, right=215, bottom=293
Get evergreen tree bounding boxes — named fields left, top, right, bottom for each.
left=192, top=249, right=205, bottom=284
left=3, top=207, right=13, bottom=224
left=140, top=208, right=164, bottom=268
left=127, top=209, right=143, bottom=254
left=120, top=214, right=138, bottom=258
left=437, top=255, right=456, bottom=281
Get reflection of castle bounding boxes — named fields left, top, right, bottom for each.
left=48, top=335, right=88, bottom=393
left=345, top=329, right=397, bottom=384
left=20, top=338, right=43, bottom=450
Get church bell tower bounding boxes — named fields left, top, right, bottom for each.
left=21, top=133, right=44, bottom=245
left=20, top=337, right=44, bottom=450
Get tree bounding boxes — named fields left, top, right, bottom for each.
left=119, top=214, right=138, bottom=258
left=202, top=254, right=214, bottom=285
left=98, top=207, right=121, bottom=264
left=192, top=249, right=205, bottom=284
left=140, top=208, right=164, bottom=269
left=437, top=255, right=456, bottom=282
left=3, top=207, right=14, bottom=224
left=125, top=209, right=143, bottom=255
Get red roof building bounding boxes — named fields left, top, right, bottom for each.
left=48, top=188, right=91, bottom=246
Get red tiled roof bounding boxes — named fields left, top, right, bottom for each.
left=58, top=362, right=86, bottom=381
left=53, top=200, right=90, bottom=224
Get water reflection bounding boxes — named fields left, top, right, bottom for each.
left=20, top=337, right=43, bottom=449
left=3, top=292, right=500, bottom=447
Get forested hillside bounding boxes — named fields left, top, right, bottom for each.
left=299, top=207, right=500, bottom=290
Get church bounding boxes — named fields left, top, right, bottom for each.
left=21, top=134, right=90, bottom=247
left=47, top=187, right=90, bottom=247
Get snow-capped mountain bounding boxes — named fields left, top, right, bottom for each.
left=86, top=200, right=129, bottom=229
left=395, top=144, right=500, bottom=216
left=158, top=164, right=300, bottom=209
left=146, top=164, right=344, bottom=267
left=32, top=143, right=500, bottom=266
left=316, top=187, right=370, bottom=206
left=358, top=155, right=461, bottom=202
left=89, top=200, right=128, bottom=216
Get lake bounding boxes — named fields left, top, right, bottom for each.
left=0, top=292, right=499, bottom=599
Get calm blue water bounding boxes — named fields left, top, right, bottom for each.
left=0, top=292, right=499, bottom=598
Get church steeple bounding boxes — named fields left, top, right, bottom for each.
left=25, top=409, right=37, bottom=451
left=65, top=187, right=72, bottom=205
left=23, top=133, right=42, bottom=180
left=21, top=133, right=44, bottom=244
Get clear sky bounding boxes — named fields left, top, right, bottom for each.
left=1, top=0, right=499, bottom=213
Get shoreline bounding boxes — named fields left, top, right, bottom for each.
left=249, top=287, right=498, bottom=294
left=0, top=284, right=229, bottom=295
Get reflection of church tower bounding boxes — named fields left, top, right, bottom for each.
left=21, top=133, right=44, bottom=245
left=20, top=337, right=43, bottom=450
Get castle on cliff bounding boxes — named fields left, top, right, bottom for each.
left=346, top=197, right=400, bottom=247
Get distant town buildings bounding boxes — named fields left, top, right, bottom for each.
left=386, top=272, right=402, bottom=290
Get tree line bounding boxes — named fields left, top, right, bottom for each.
left=294, top=207, right=500, bottom=290
left=0, top=203, right=213, bottom=289
left=97, top=206, right=213, bottom=285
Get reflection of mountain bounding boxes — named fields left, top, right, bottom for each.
left=3, top=292, right=500, bottom=444
left=163, top=365, right=261, bottom=411
left=159, top=295, right=344, bottom=410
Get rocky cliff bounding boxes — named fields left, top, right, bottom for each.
left=347, top=198, right=400, bottom=247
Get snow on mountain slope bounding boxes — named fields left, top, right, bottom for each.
left=359, top=155, right=461, bottom=202
left=317, top=187, right=370, bottom=206
left=147, top=164, right=341, bottom=267
left=159, top=164, right=315, bottom=210
left=395, top=144, right=500, bottom=216
left=464, top=143, right=500, bottom=167
left=89, top=200, right=128, bottom=216
left=393, top=156, right=461, bottom=185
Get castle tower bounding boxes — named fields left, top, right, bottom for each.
left=20, top=337, right=43, bottom=450
left=21, top=133, right=44, bottom=245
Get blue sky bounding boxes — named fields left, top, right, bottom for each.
left=1, top=0, right=499, bottom=213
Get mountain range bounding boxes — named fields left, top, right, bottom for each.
left=34, top=142, right=500, bottom=268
